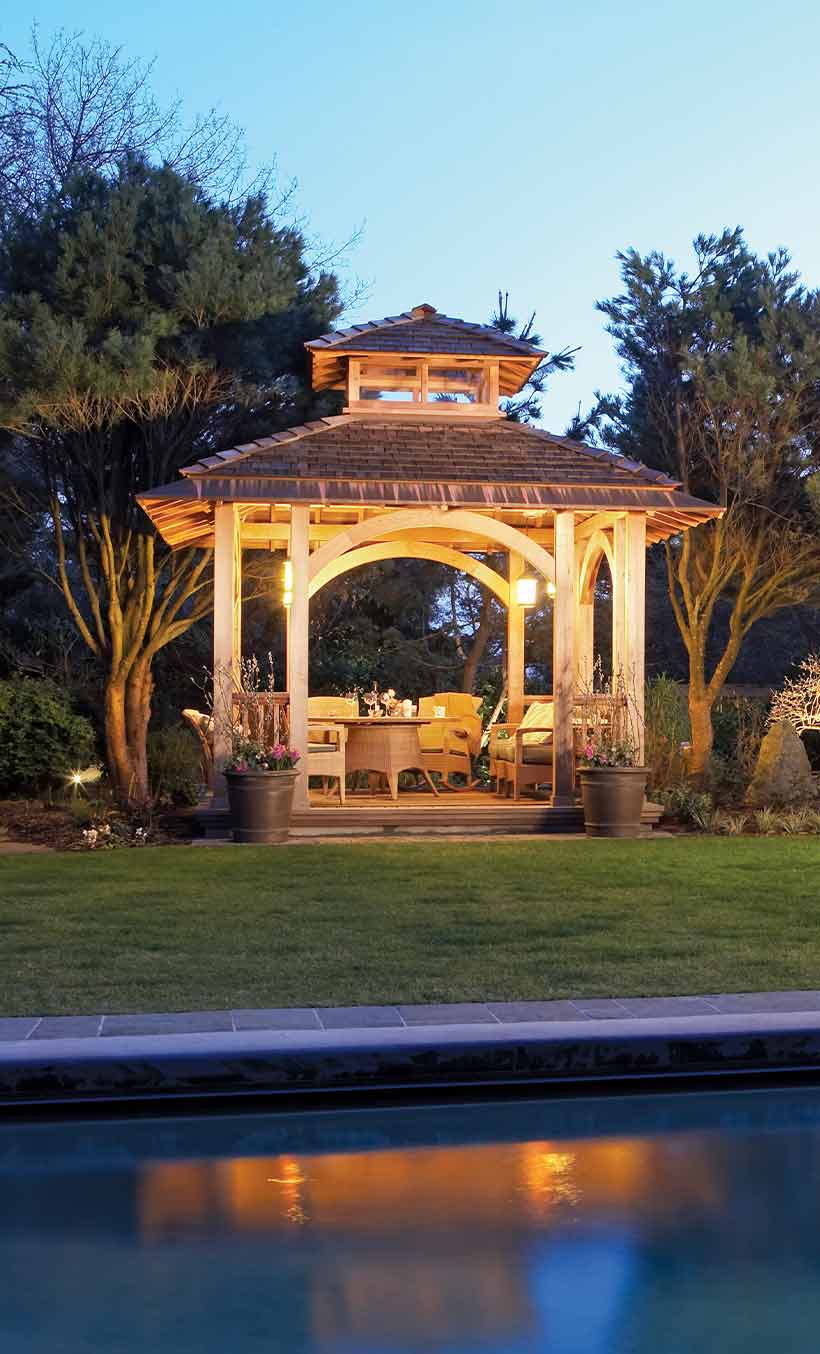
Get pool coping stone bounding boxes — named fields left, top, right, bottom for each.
left=6, top=993, right=820, bottom=1105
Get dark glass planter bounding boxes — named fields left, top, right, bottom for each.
left=578, top=765, right=648, bottom=838
left=225, top=769, right=298, bottom=844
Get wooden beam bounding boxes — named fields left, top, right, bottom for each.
left=288, top=505, right=311, bottom=810
left=552, top=511, right=575, bottom=805
left=347, top=357, right=360, bottom=403
left=507, top=553, right=525, bottom=724
left=241, top=522, right=346, bottom=545
left=342, top=400, right=500, bottom=419
left=612, top=515, right=627, bottom=679
left=575, top=510, right=623, bottom=541
left=625, top=514, right=647, bottom=761
left=574, top=541, right=594, bottom=688
left=213, top=503, right=241, bottom=794
left=308, top=507, right=556, bottom=590
left=310, top=540, right=510, bottom=606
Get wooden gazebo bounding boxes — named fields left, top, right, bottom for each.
left=139, top=303, right=721, bottom=827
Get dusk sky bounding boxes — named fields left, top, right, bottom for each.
left=7, top=1, right=820, bottom=429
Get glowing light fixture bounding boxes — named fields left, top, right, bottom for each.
left=515, top=577, right=537, bottom=607
left=546, top=580, right=557, bottom=599
left=283, top=558, right=293, bottom=607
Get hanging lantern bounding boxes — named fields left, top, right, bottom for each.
left=515, top=577, right=538, bottom=606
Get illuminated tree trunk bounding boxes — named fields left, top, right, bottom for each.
left=104, top=679, right=136, bottom=804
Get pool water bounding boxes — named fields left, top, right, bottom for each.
left=4, top=1085, right=820, bottom=1352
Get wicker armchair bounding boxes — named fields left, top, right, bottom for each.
left=418, top=692, right=482, bottom=788
left=307, top=695, right=358, bottom=801
left=489, top=698, right=554, bottom=801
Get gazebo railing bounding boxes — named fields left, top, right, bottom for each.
left=232, top=692, right=290, bottom=747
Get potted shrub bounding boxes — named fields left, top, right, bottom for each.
left=578, top=735, right=647, bottom=838
left=224, top=738, right=301, bottom=844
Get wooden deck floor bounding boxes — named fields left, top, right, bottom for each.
left=197, top=788, right=662, bottom=838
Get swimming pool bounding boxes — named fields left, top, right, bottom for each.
left=4, top=1085, right=820, bottom=1352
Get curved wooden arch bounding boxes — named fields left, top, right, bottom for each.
left=310, top=540, right=510, bottom=605
left=578, top=530, right=615, bottom=604
left=307, top=508, right=556, bottom=589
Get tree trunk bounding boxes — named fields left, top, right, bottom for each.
left=687, top=688, right=715, bottom=781
left=461, top=595, right=494, bottom=693
left=104, top=679, right=136, bottom=804
left=125, top=661, right=153, bottom=807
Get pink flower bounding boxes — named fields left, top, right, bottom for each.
left=271, top=743, right=286, bottom=760
left=290, top=749, right=301, bottom=764
left=584, top=743, right=595, bottom=758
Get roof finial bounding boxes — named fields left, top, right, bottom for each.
left=410, top=303, right=437, bottom=319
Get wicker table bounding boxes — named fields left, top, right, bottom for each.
left=333, top=717, right=439, bottom=800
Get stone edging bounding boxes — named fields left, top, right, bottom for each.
left=5, top=995, right=820, bottom=1107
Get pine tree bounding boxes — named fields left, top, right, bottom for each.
left=582, top=229, right=820, bottom=777
left=0, top=159, right=341, bottom=802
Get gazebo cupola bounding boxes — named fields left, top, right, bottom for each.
left=306, top=303, right=545, bottom=418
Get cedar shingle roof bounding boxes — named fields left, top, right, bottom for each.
left=139, top=414, right=723, bottom=546
left=306, top=303, right=545, bottom=359
left=180, top=415, right=679, bottom=489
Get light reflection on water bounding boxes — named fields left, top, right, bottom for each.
left=3, top=1088, right=820, bottom=1352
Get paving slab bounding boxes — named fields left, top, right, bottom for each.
left=487, top=1000, right=587, bottom=1023
left=233, top=1008, right=321, bottom=1031
left=30, top=1016, right=102, bottom=1040
left=0, top=1017, right=40, bottom=1040
left=707, top=991, right=820, bottom=1014
left=616, top=996, right=721, bottom=1018
left=570, top=999, right=631, bottom=1019
left=318, top=1005, right=404, bottom=1029
left=102, top=1011, right=232, bottom=1037
left=398, top=1003, right=499, bottom=1025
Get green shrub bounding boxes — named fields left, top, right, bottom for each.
left=778, top=807, right=816, bottom=835
left=148, top=726, right=202, bottom=806
left=752, top=808, right=779, bottom=835
left=712, top=694, right=769, bottom=782
left=0, top=676, right=97, bottom=795
left=659, top=784, right=713, bottom=829
left=713, top=810, right=750, bottom=835
left=645, top=675, right=689, bottom=792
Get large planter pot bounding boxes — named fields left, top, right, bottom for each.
left=578, top=766, right=648, bottom=838
left=225, top=769, right=298, bottom=844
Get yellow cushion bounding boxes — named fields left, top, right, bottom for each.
left=520, top=700, right=553, bottom=746
left=419, top=693, right=482, bottom=756
left=418, top=724, right=445, bottom=752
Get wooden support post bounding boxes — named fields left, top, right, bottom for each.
left=612, top=516, right=627, bottom=679
left=574, top=542, right=594, bottom=690
left=288, top=505, right=311, bottom=810
left=625, top=514, right=647, bottom=761
left=552, top=511, right=575, bottom=806
left=507, top=552, right=525, bottom=725
left=213, top=503, right=241, bottom=794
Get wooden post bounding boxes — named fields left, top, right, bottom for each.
left=574, top=542, right=594, bottom=690
left=552, top=511, right=575, bottom=806
left=213, top=502, right=242, bottom=794
left=625, top=514, right=647, bottom=761
left=507, top=552, right=525, bottom=725
left=612, top=516, right=627, bottom=679
left=288, top=505, right=311, bottom=809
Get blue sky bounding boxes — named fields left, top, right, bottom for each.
left=6, top=1, right=820, bottom=429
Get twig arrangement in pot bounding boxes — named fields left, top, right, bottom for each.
left=576, top=669, right=647, bottom=838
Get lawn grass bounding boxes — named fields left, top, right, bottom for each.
left=2, top=838, right=820, bottom=1015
